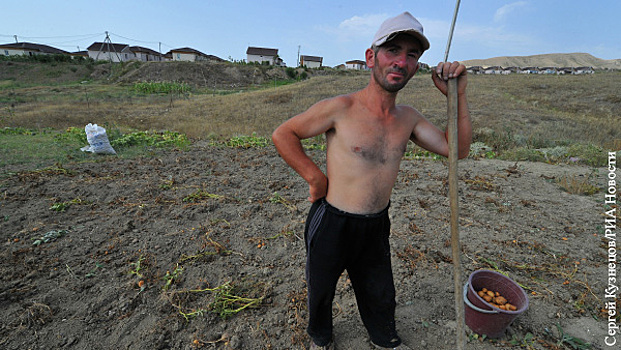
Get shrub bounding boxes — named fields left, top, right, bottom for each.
left=285, top=67, right=297, bottom=79
left=567, top=143, right=608, bottom=167
left=556, top=173, right=600, bottom=196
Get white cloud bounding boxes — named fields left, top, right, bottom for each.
left=458, top=22, right=538, bottom=50
left=420, top=20, right=543, bottom=62
left=416, top=17, right=450, bottom=40
left=414, top=17, right=538, bottom=60
left=317, top=13, right=388, bottom=43
left=494, top=1, right=528, bottom=23
left=338, top=13, right=388, bottom=33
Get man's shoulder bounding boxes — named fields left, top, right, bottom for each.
left=311, top=94, right=355, bottom=114
left=324, top=93, right=355, bottom=107
left=396, top=104, right=418, bottom=113
left=396, top=104, right=423, bottom=118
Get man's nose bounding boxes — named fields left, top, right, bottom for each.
left=393, top=53, right=407, bottom=67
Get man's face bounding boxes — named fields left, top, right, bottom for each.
left=370, top=34, right=423, bottom=93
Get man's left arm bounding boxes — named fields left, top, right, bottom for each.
left=432, top=61, right=472, bottom=159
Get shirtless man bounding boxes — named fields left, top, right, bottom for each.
left=272, top=12, right=472, bottom=350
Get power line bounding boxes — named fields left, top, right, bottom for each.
left=46, top=34, right=103, bottom=46
left=0, top=33, right=103, bottom=40
left=1, top=31, right=176, bottom=52
left=106, top=32, right=175, bottom=50
left=108, top=32, right=159, bottom=44
left=108, top=32, right=173, bottom=48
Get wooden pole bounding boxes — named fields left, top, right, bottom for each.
left=443, top=1, right=464, bottom=347
left=447, top=78, right=466, bottom=349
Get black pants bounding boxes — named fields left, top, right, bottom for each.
left=304, top=198, right=401, bottom=348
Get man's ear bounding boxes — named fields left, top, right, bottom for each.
left=365, top=48, right=375, bottom=68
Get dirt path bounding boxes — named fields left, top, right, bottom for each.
left=0, top=143, right=611, bottom=349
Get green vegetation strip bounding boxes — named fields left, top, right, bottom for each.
left=0, top=126, right=190, bottom=171
left=132, top=81, right=191, bottom=94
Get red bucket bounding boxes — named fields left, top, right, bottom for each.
left=464, top=270, right=529, bottom=338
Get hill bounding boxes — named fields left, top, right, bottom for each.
left=460, top=52, right=621, bottom=69
left=0, top=58, right=367, bottom=88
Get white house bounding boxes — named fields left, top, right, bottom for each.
left=246, top=47, right=283, bottom=66
left=466, top=66, right=484, bottom=75
left=539, top=67, right=558, bottom=75
left=501, top=67, right=518, bottom=75
left=0, top=42, right=70, bottom=57
left=300, top=55, right=323, bottom=68
left=483, top=66, right=503, bottom=75
left=130, top=46, right=162, bottom=62
left=519, top=67, right=540, bottom=74
left=167, top=47, right=221, bottom=62
left=557, top=67, right=573, bottom=75
left=573, top=66, right=594, bottom=75
left=87, top=42, right=134, bottom=62
left=345, top=60, right=367, bottom=70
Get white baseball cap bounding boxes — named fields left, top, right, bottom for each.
left=372, top=12, right=430, bottom=51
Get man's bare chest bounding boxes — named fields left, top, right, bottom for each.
left=329, top=119, right=411, bottom=165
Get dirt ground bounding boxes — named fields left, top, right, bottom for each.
left=0, top=142, right=614, bottom=349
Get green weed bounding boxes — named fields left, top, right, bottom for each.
left=110, top=130, right=190, bottom=149
left=302, top=136, right=326, bottom=150
left=547, top=323, right=592, bottom=349
left=159, top=177, right=175, bottom=190
left=267, top=230, right=295, bottom=240
left=468, top=333, right=488, bottom=343
left=269, top=192, right=296, bottom=211
left=162, top=266, right=184, bottom=291
left=224, top=133, right=270, bottom=148
left=54, top=126, right=87, bottom=145
left=209, top=281, right=263, bottom=319
left=85, top=262, right=104, bottom=278
left=129, top=255, right=146, bottom=278
left=50, top=197, right=86, bottom=212
left=32, top=229, right=68, bottom=246
left=170, top=280, right=266, bottom=321
left=507, top=332, right=535, bottom=348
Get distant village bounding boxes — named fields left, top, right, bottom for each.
left=466, top=65, right=594, bottom=75
left=0, top=40, right=358, bottom=70
left=0, top=40, right=596, bottom=74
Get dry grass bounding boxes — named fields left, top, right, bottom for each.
left=555, top=173, right=600, bottom=195
left=2, top=70, right=620, bottom=149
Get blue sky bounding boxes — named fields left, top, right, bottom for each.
left=2, top=0, right=619, bottom=67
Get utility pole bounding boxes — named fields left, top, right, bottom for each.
left=14, top=35, right=18, bottom=43
left=159, top=42, right=162, bottom=61
left=96, top=31, right=121, bottom=63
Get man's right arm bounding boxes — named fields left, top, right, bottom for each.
left=272, top=97, right=344, bottom=202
